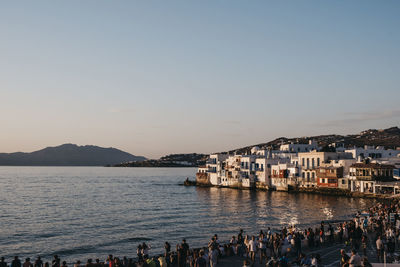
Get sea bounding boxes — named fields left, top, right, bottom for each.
left=0, top=167, right=375, bottom=262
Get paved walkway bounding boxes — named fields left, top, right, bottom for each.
left=215, top=233, right=386, bottom=266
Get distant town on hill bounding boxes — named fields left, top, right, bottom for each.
left=228, top=126, right=400, bottom=155
left=111, top=153, right=208, bottom=167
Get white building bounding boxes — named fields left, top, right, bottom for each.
left=345, top=146, right=400, bottom=160
left=297, top=151, right=353, bottom=187
left=279, top=140, right=319, bottom=153
left=270, top=163, right=300, bottom=190
left=206, top=153, right=229, bottom=185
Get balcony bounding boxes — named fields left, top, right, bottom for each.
left=206, top=159, right=217, bottom=164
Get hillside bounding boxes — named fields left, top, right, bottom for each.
left=0, top=144, right=146, bottom=166
left=113, top=153, right=207, bottom=167
left=228, top=126, right=400, bottom=155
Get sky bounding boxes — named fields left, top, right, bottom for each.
left=1, top=1, right=400, bottom=158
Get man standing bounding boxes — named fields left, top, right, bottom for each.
left=34, top=257, right=43, bottom=267
left=11, top=257, right=21, bottom=267
left=349, top=250, right=361, bottom=267
left=376, top=236, right=384, bottom=262
left=52, top=256, right=60, bottom=267
left=258, top=234, right=267, bottom=264
left=238, top=229, right=244, bottom=257
left=248, top=236, right=257, bottom=262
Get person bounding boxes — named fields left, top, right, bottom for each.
left=279, top=254, right=289, bottom=267
left=195, top=251, right=206, bottom=267
left=142, top=243, right=151, bottom=259
left=137, top=245, right=143, bottom=261
left=60, top=262, right=67, bottom=267
left=242, top=259, right=250, bottom=267
left=361, top=235, right=368, bottom=256
left=361, top=257, right=372, bottom=267
left=164, top=242, right=171, bottom=258
left=248, top=236, right=257, bottom=262
left=177, top=244, right=185, bottom=267
left=73, top=261, right=81, bottom=267
left=237, top=229, right=244, bottom=257
left=230, top=236, right=238, bottom=255
left=11, top=257, right=21, bottom=267
left=108, top=256, right=114, bottom=267
left=376, top=236, right=384, bottom=262
left=0, top=257, right=7, bottom=267
left=52, top=256, right=60, bottom=267
left=122, top=257, right=128, bottom=267
left=311, top=254, right=318, bottom=267
left=209, top=248, right=218, bottom=267
left=22, top=258, right=31, bottom=267
left=200, top=249, right=209, bottom=267
left=294, top=233, right=302, bottom=256
left=349, top=250, right=361, bottom=267
left=158, top=256, right=167, bottom=267
left=181, top=239, right=189, bottom=264
left=340, top=249, right=349, bottom=267
left=34, top=257, right=43, bottom=267
left=258, top=234, right=267, bottom=264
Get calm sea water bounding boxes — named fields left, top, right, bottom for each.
left=0, top=167, right=375, bottom=262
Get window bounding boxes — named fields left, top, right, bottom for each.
left=302, top=172, right=305, bottom=178
left=317, top=158, right=320, bottom=166
left=307, top=158, right=310, bottom=169
left=342, top=180, right=345, bottom=185
left=302, top=158, right=305, bottom=166
left=312, top=158, right=315, bottom=168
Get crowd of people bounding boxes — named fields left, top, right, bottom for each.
left=2, top=199, right=400, bottom=267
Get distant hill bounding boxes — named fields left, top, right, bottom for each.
left=0, top=144, right=146, bottom=166
left=228, top=126, right=400, bottom=155
left=113, top=153, right=207, bottom=167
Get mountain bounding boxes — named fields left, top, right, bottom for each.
left=227, top=126, right=400, bottom=155
left=0, top=144, right=146, bottom=166
left=113, top=153, right=207, bottom=167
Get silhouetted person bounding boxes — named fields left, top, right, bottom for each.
left=34, top=257, right=43, bottom=267
left=0, top=257, right=7, bottom=267
left=52, top=256, right=60, bottom=267
left=22, top=258, right=32, bottom=267
left=11, top=257, right=21, bottom=267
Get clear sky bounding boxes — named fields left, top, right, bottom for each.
left=1, top=1, right=399, bottom=158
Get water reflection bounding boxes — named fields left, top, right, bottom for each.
left=195, top=187, right=374, bottom=231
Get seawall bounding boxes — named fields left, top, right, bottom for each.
left=186, top=178, right=393, bottom=199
